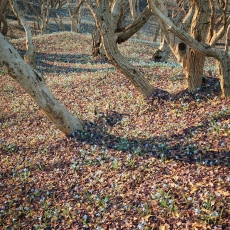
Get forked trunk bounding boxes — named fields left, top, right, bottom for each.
left=90, top=3, right=152, bottom=57
left=98, top=11, right=154, bottom=97
left=0, top=34, right=84, bottom=135
left=67, top=0, right=83, bottom=33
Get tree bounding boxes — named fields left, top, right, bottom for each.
left=67, top=0, right=83, bottom=33
left=0, top=32, right=85, bottom=135
left=90, top=0, right=153, bottom=58
left=148, top=0, right=230, bottom=98
left=26, top=0, right=51, bottom=34
left=0, top=0, right=9, bottom=36
left=9, top=0, right=36, bottom=68
left=86, top=0, right=155, bottom=98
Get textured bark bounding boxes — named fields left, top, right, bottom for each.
left=148, top=0, right=192, bottom=65
left=0, top=33, right=84, bottom=135
left=101, top=21, right=154, bottom=98
left=148, top=0, right=230, bottom=98
left=90, top=2, right=152, bottom=56
left=148, top=0, right=210, bottom=92
left=87, top=0, right=154, bottom=98
left=184, top=50, right=205, bottom=91
left=217, top=58, right=230, bottom=98
left=184, top=0, right=210, bottom=92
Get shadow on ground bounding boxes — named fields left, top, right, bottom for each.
left=18, top=50, right=111, bottom=73
left=65, top=107, right=230, bottom=169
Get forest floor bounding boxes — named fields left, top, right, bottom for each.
left=0, top=4, right=230, bottom=230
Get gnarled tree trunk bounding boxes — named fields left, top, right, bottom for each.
left=148, top=0, right=230, bottom=98
left=148, top=0, right=210, bottom=92
left=0, top=33, right=84, bottom=135
left=91, top=1, right=152, bottom=57
left=217, top=57, right=230, bottom=98
left=183, top=0, right=210, bottom=92
left=87, top=0, right=154, bottom=98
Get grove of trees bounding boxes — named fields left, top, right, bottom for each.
left=1, top=0, right=230, bottom=135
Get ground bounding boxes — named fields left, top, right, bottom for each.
left=0, top=5, right=230, bottom=230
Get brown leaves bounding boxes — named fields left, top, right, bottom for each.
left=1, top=32, right=230, bottom=229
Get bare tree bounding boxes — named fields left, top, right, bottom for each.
left=0, top=32, right=85, bottom=135
left=90, top=0, right=153, bottom=58
left=67, top=0, right=83, bottom=32
left=27, top=0, right=51, bottom=34
left=9, top=0, right=36, bottom=68
left=86, top=0, right=155, bottom=98
left=148, top=0, right=230, bottom=98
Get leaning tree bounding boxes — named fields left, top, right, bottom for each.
left=0, top=32, right=85, bottom=136
left=86, top=0, right=156, bottom=98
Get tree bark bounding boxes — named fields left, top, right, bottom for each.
left=0, top=33, right=84, bottom=135
left=0, top=13, right=8, bottom=36
left=87, top=0, right=154, bottom=98
left=217, top=58, right=230, bottom=98
left=184, top=0, right=210, bottom=92
left=148, top=0, right=210, bottom=92
left=90, top=2, right=152, bottom=56
left=148, top=0, right=230, bottom=98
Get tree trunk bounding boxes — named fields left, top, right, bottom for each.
left=217, top=58, right=230, bottom=98
left=9, top=0, right=36, bottom=68
left=149, top=0, right=209, bottom=92
left=91, top=28, right=105, bottom=57
left=67, top=0, right=83, bottom=33
left=88, top=1, right=154, bottom=98
left=91, top=5, right=152, bottom=57
left=0, top=13, right=8, bottom=36
left=183, top=49, right=205, bottom=91
left=40, top=1, right=50, bottom=34
left=148, top=0, right=230, bottom=98
left=152, top=38, right=171, bottom=62
left=0, top=33, right=84, bottom=136
left=152, top=24, right=160, bottom=42
left=184, top=0, right=210, bottom=92
left=129, top=0, right=140, bottom=38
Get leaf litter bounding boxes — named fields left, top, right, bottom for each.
left=0, top=32, right=230, bottom=229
